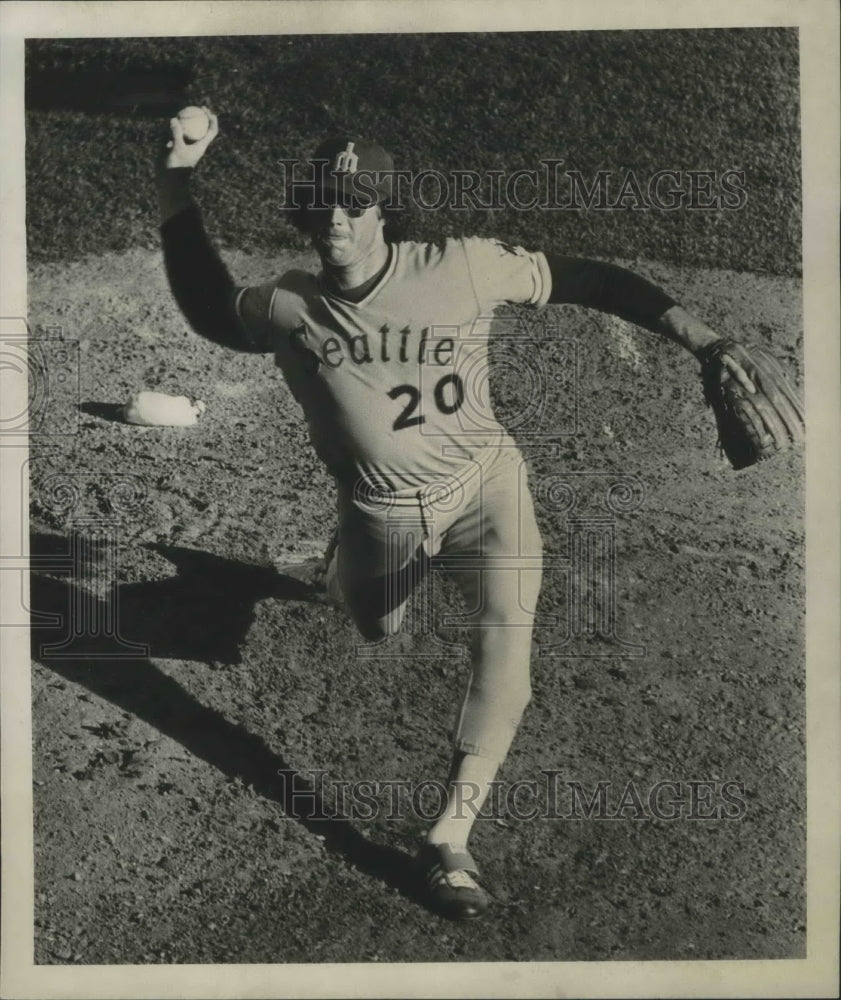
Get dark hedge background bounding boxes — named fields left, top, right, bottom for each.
left=25, top=29, right=800, bottom=274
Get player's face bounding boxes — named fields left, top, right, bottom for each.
left=306, top=200, right=386, bottom=268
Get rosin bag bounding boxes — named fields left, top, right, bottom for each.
left=122, top=391, right=206, bottom=427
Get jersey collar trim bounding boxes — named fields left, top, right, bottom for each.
left=317, top=243, right=398, bottom=307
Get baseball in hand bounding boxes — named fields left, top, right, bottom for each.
left=177, top=106, right=211, bottom=142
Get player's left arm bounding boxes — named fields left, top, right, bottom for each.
left=545, top=254, right=720, bottom=357
left=543, top=253, right=804, bottom=467
left=466, top=238, right=753, bottom=388
left=473, top=240, right=802, bottom=462
left=543, top=253, right=767, bottom=396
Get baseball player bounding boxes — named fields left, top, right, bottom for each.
left=155, top=111, right=802, bottom=920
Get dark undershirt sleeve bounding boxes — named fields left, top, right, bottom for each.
left=160, top=205, right=258, bottom=352
left=545, top=253, right=677, bottom=330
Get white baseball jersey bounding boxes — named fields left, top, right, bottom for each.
left=236, top=237, right=551, bottom=492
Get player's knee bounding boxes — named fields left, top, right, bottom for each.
left=478, top=604, right=538, bottom=632
left=349, top=605, right=404, bottom=642
left=346, top=605, right=387, bottom=641
left=355, top=618, right=390, bottom=642
left=480, top=573, right=543, bottom=628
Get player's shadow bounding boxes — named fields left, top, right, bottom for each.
left=28, top=532, right=421, bottom=904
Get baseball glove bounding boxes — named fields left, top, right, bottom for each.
left=697, top=339, right=805, bottom=470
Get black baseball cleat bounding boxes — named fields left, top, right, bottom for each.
left=415, top=843, right=490, bottom=920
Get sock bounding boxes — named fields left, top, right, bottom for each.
left=426, top=751, right=501, bottom=849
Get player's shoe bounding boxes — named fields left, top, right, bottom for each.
left=415, top=843, right=490, bottom=920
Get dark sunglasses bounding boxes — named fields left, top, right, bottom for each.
left=303, top=194, right=376, bottom=219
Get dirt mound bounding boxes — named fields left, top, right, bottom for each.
left=26, top=249, right=804, bottom=963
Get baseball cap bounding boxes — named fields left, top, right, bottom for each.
left=290, top=135, right=396, bottom=212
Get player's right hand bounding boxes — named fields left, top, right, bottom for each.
left=159, top=107, right=219, bottom=171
